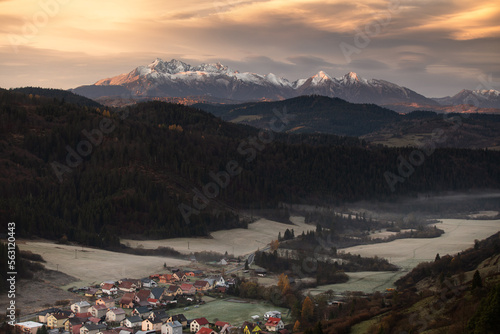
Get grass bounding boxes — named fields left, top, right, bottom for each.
left=165, top=298, right=290, bottom=326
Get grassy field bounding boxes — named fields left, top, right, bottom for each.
left=310, top=218, right=500, bottom=294
left=17, top=240, right=191, bottom=288
left=122, top=217, right=314, bottom=257
left=166, top=298, right=290, bottom=326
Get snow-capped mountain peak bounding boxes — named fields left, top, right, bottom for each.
left=337, top=71, right=366, bottom=85
left=311, top=71, right=332, bottom=85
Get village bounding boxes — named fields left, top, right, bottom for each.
left=13, top=266, right=288, bottom=334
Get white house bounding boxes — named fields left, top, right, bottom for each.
left=101, top=283, right=118, bottom=295
left=190, top=318, right=209, bottom=333
left=264, top=318, right=284, bottom=332
left=264, top=311, right=281, bottom=320
left=71, top=301, right=91, bottom=314
left=161, top=321, right=182, bottom=334
left=141, top=278, right=158, bottom=288
left=106, top=308, right=126, bottom=322
left=121, top=316, right=143, bottom=328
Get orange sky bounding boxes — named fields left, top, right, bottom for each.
left=0, top=0, right=499, bottom=96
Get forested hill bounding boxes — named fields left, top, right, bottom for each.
left=1, top=88, right=500, bottom=248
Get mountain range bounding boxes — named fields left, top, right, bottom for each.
left=72, top=58, right=500, bottom=110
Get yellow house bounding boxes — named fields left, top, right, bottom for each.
left=242, top=323, right=262, bottom=334
left=47, top=314, right=68, bottom=329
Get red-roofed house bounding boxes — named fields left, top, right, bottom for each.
left=196, top=328, right=216, bottom=334
left=165, top=285, right=182, bottom=296
left=119, top=281, right=137, bottom=293
left=190, top=318, right=209, bottom=333
left=214, top=321, right=229, bottom=330
left=159, top=274, right=174, bottom=284
left=265, top=318, right=284, bottom=332
left=180, top=283, right=195, bottom=295
left=135, top=289, right=151, bottom=303
left=75, top=313, right=92, bottom=319
left=101, top=283, right=118, bottom=295
left=72, top=324, right=83, bottom=334
left=193, top=281, right=210, bottom=291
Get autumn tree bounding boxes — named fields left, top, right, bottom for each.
left=270, top=239, right=280, bottom=251
left=277, top=273, right=290, bottom=294
left=301, top=296, right=314, bottom=322
left=293, top=320, right=301, bottom=332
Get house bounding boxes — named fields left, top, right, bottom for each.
left=101, top=284, right=118, bottom=295
left=64, top=317, right=83, bottom=333
left=241, top=323, right=262, bottom=334
left=86, top=288, right=102, bottom=297
left=217, top=259, right=228, bottom=266
left=74, top=312, right=92, bottom=319
left=131, top=306, right=150, bottom=319
left=161, top=321, right=182, bottom=334
left=148, top=310, right=168, bottom=322
left=89, top=305, right=108, bottom=318
left=190, top=318, right=209, bottom=333
left=220, top=324, right=238, bottom=334
left=173, top=272, right=187, bottom=281
left=119, top=293, right=135, bottom=309
left=195, top=329, right=216, bottom=334
left=72, top=325, right=83, bottom=334
left=135, top=289, right=152, bottom=303
left=141, top=278, right=158, bottom=288
left=80, top=323, right=107, bottom=334
left=15, top=322, right=43, bottom=334
left=193, top=280, right=210, bottom=291
left=264, top=311, right=281, bottom=320
left=216, top=287, right=227, bottom=294
left=141, top=318, right=163, bottom=332
left=214, top=321, right=230, bottom=330
left=118, top=281, right=137, bottom=293
left=167, top=315, right=187, bottom=328
left=180, top=283, right=195, bottom=295
left=121, top=316, right=143, bottom=328
left=209, top=276, right=225, bottom=287
left=149, top=287, right=165, bottom=300
left=88, top=317, right=103, bottom=324
left=165, top=285, right=182, bottom=297
left=159, top=274, right=174, bottom=284
left=47, top=313, right=68, bottom=329
left=71, top=301, right=91, bottom=314
left=147, top=298, right=160, bottom=307
left=37, top=308, right=61, bottom=323
left=265, top=318, right=284, bottom=332
left=106, top=308, right=126, bottom=322
left=96, top=297, right=115, bottom=308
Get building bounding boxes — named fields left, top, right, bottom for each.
left=141, top=318, right=163, bottom=332
left=80, top=324, right=107, bottom=334
left=195, top=329, right=216, bottom=334
left=47, top=313, right=68, bottom=329
left=265, top=318, right=284, bottom=332
left=89, top=305, right=108, bottom=319
left=106, top=308, right=126, bottom=322
left=264, top=311, right=281, bottom=320
left=71, top=301, right=91, bottom=314
left=16, top=322, right=43, bottom=334
left=121, top=316, right=143, bottom=328
left=190, top=318, right=209, bottom=333
left=161, top=321, right=182, bottom=334
left=96, top=297, right=115, bottom=308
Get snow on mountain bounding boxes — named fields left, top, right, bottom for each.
left=433, top=89, right=500, bottom=109
left=74, top=58, right=438, bottom=105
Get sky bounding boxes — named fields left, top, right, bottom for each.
left=0, top=0, right=499, bottom=97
